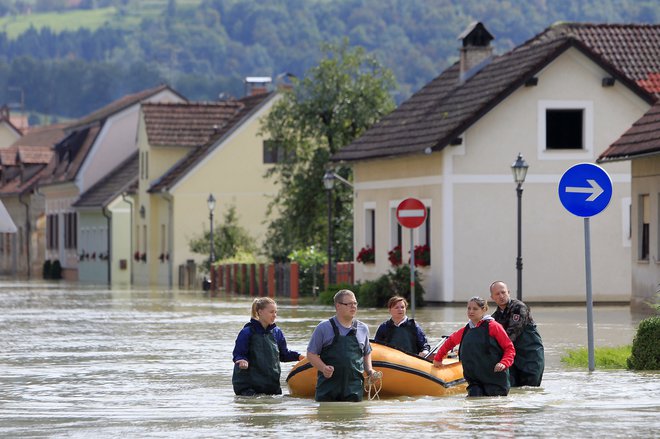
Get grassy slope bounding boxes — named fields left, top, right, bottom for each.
left=0, top=0, right=202, bottom=38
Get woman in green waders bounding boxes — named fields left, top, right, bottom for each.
left=306, top=289, right=375, bottom=402
left=232, top=297, right=304, bottom=396
left=432, top=296, right=515, bottom=397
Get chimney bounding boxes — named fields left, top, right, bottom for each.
left=458, top=22, right=494, bottom=83
left=244, top=76, right=272, bottom=96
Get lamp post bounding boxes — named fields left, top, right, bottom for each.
left=207, top=193, right=216, bottom=272
left=322, top=170, right=354, bottom=287
left=511, top=153, right=528, bottom=301
left=323, top=171, right=335, bottom=286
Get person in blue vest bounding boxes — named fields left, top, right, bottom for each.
left=306, top=289, right=374, bottom=402
left=433, top=296, right=515, bottom=397
left=374, top=295, right=431, bottom=356
left=490, top=281, right=545, bottom=387
left=232, top=297, right=303, bottom=396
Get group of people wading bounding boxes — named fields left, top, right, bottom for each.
left=232, top=281, right=545, bottom=401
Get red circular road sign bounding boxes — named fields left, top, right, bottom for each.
left=396, top=198, right=427, bottom=229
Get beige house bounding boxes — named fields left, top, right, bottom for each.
left=0, top=106, right=23, bottom=148
left=598, top=101, right=660, bottom=311
left=134, top=92, right=279, bottom=287
left=334, top=22, right=659, bottom=303
left=38, top=85, right=185, bottom=280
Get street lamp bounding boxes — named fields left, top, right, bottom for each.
left=322, top=170, right=354, bottom=287
left=511, top=153, right=528, bottom=301
left=207, top=193, right=216, bottom=271
left=323, top=171, right=335, bottom=286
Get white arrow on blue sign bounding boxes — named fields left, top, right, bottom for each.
left=558, top=163, right=613, bottom=217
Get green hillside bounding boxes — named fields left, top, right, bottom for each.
left=0, top=0, right=657, bottom=122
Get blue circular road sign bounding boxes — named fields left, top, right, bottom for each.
left=558, top=163, right=613, bottom=217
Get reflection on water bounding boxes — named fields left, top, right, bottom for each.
left=0, top=282, right=658, bottom=438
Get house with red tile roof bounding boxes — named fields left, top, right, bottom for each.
left=0, top=123, right=64, bottom=277
left=132, top=92, right=279, bottom=287
left=598, top=101, right=660, bottom=310
left=37, top=85, right=185, bottom=280
left=333, top=22, right=659, bottom=303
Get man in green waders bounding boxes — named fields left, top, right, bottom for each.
left=490, top=281, right=545, bottom=387
left=306, top=289, right=374, bottom=402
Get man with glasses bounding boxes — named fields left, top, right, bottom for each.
left=306, top=289, right=374, bottom=401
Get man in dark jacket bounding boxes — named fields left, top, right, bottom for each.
left=490, top=281, right=544, bottom=387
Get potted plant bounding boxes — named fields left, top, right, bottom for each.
left=388, top=245, right=402, bottom=266
left=414, top=244, right=430, bottom=267
left=356, top=246, right=375, bottom=264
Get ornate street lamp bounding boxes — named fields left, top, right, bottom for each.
left=511, top=153, right=528, bottom=301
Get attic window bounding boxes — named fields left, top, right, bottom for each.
left=538, top=101, right=593, bottom=159
left=546, top=109, right=583, bottom=149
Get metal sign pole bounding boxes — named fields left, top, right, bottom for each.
left=584, top=217, right=595, bottom=371
left=410, top=228, right=415, bottom=319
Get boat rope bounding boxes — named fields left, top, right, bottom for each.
left=365, top=370, right=383, bottom=400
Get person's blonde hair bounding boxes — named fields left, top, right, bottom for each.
left=251, top=297, right=276, bottom=319
left=334, top=289, right=355, bottom=304
left=468, top=296, right=489, bottom=312
left=387, top=295, right=408, bottom=309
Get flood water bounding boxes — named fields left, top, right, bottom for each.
left=0, top=282, right=658, bottom=438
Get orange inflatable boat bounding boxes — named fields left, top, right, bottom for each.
left=286, top=341, right=466, bottom=398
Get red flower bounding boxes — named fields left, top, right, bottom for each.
left=414, top=244, right=430, bottom=266
left=356, top=246, right=375, bottom=264
left=388, top=245, right=402, bottom=266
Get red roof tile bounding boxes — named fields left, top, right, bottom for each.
left=598, top=101, right=660, bottom=161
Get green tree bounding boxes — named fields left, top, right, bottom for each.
left=261, top=38, right=395, bottom=262
left=189, top=205, right=256, bottom=271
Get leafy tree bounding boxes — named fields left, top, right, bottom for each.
left=189, top=205, right=257, bottom=271
left=260, top=39, right=395, bottom=262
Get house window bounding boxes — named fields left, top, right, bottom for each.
left=390, top=206, right=402, bottom=249
left=538, top=100, right=593, bottom=159
left=365, top=207, right=375, bottom=249
left=546, top=109, right=583, bottom=149
left=639, top=194, right=650, bottom=261
left=263, top=140, right=291, bottom=164
left=47, top=214, right=59, bottom=250
left=64, top=212, right=77, bottom=249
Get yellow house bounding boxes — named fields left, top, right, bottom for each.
left=134, top=92, right=280, bottom=287
left=598, top=101, right=660, bottom=310
left=335, top=22, right=659, bottom=303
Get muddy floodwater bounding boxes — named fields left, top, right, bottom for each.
left=0, top=282, right=658, bottom=438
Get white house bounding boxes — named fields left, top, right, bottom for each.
left=334, top=22, right=659, bottom=303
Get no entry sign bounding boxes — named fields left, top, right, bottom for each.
left=396, top=198, right=427, bottom=229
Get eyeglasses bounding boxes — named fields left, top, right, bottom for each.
left=338, top=301, right=358, bottom=307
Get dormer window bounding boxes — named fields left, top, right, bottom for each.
left=538, top=100, right=593, bottom=160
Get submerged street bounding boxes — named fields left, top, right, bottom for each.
left=0, top=282, right=657, bottom=438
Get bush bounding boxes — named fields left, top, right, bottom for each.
left=51, top=259, right=62, bottom=279
left=319, top=283, right=355, bottom=305
left=288, top=246, right=326, bottom=297
left=627, top=316, right=660, bottom=370
left=356, top=265, right=425, bottom=308
left=43, top=260, right=52, bottom=279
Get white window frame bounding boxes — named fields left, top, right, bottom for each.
left=537, top=100, right=593, bottom=160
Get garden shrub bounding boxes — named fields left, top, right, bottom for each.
left=627, top=316, right=660, bottom=370
left=51, top=259, right=62, bottom=279
left=42, top=259, right=52, bottom=279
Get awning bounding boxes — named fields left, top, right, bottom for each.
left=0, top=200, right=17, bottom=233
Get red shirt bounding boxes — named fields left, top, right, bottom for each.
left=433, top=318, right=515, bottom=367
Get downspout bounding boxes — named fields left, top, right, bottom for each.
left=121, top=193, right=134, bottom=285
left=102, top=206, right=112, bottom=285
left=162, top=191, right=174, bottom=288
left=18, top=191, right=31, bottom=279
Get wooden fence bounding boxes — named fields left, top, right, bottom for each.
left=209, top=262, right=354, bottom=298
